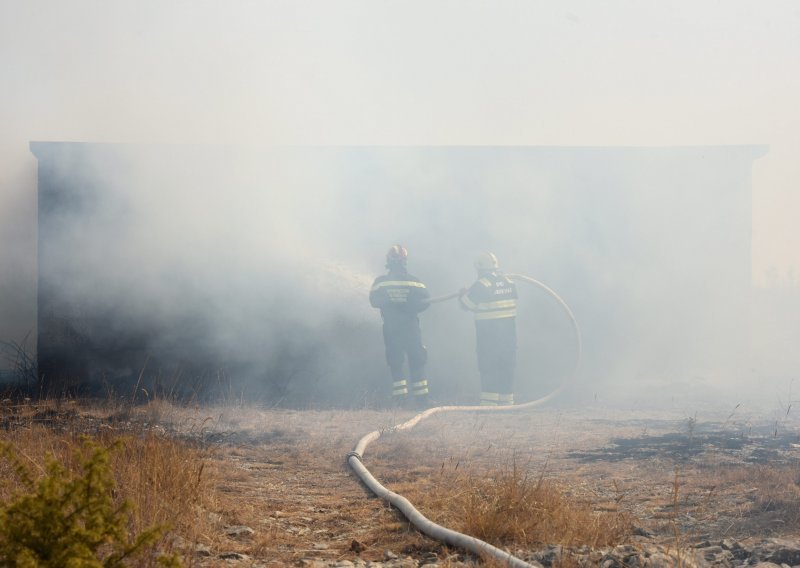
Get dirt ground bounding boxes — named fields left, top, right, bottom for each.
left=167, top=399, right=800, bottom=566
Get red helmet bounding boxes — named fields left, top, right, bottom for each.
left=386, top=244, right=408, bottom=266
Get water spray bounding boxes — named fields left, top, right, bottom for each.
left=348, top=274, right=581, bottom=567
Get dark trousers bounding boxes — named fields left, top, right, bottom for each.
left=475, top=318, right=517, bottom=394
left=383, top=319, right=427, bottom=382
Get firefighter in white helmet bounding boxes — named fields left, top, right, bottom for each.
left=459, top=252, right=519, bottom=405
left=370, top=245, right=431, bottom=408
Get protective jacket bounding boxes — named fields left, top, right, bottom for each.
left=370, top=267, right=430, bottom=399
left=459, top=272, right=518, bottom=321
left=370, top=268, right=430, bottom=320
left=460, top=271, right=518, bottom=405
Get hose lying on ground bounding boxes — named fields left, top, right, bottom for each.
left=348, top=275, right=581, bottom=567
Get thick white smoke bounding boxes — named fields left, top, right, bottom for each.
left=25, top=143, right=766, bottom=408
left=1, top=1, right=799, bottom=408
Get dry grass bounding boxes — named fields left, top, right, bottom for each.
left=0, top=399, right=414, bottom=565
left=372, top=424, right=637, bottom=562
left=416, top=457, right=634, bottom=553
left=709, top=463, right=800, bottom=529
left=460, top=465, right=632, bottom=548
left=748, top=465, right=800, bottom=524
left=0, top=400, right=220, bottom=564
left=109, top=433, right=214, bottom=542
left=2, top=399, right=800, bottom=566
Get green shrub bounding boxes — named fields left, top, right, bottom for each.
left=0, top=438, right=179, bottom=567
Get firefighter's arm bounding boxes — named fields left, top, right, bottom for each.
left=369, top=280, right=387, bottom=308
left=457, top=288, right=470, bottom=311
left=413, top=283, right=431, bottom=313
left=458, top=283, right=481, bottom=312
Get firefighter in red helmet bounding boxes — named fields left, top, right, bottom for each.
left=370, top=245, right=431, bottom=408
left=459, top=252, right=519, bottom=406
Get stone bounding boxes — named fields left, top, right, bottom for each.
left=225, top=525, right=255, bottom=538
left=383, top=559, right=418, bottom=568
left=219, top=551, right=250, bottom=561
left=350, top=539, right=367, bottom=553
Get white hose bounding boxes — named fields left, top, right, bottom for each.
left=505, top=273, right=582, bottom=400
left=348, top=275, right=581, bottom=566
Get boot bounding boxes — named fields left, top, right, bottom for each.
left=412, top=393, right=430, bottom=410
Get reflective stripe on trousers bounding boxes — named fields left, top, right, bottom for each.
left=481, top=391, right=514, bottom=406
left=392, top=379, right=408, bottom=396
left=411, top=379, right=428, bottom=396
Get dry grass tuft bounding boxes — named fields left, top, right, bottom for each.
left=374, top=419, right=637, bottom=556
left=0, top=402, right=220, bottom=564
left=717, top=463, right=800, bottom=528
left=109, top=432, right=215, bottom=541
left=449, top=462, right=633, bottom=549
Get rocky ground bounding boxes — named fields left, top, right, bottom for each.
left=7, top=398, right=800, bottom=567
left=148, top=399, right=800, bottom=567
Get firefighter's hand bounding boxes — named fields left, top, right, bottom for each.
left=458, top=288, right=470, bottom=311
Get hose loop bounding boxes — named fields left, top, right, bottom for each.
left=349, top=274, right=581, bottom=568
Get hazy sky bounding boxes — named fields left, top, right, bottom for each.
left=1, top=0, right=799, bottom=357
left=2, top=1, right=798, bottom=270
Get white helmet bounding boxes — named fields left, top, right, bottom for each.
left=474, top=252, right=499, bottom=272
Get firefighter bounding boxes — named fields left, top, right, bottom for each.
left=459, top=252, right=519, bottom=406
left=369, top=245, right=431, bottom=408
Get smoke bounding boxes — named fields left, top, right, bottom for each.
left=2, top=1, right=800, bottom=408
left=25, top=143, right=765, bottom=408
left=0, top=150, right=37, bottom=353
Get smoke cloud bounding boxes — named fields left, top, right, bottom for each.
left=28, top=143, right=764, bottom=407
left=2, top=1, right=799, bottom=408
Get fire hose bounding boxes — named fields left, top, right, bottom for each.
left=347, top=274, right=581, bottom=567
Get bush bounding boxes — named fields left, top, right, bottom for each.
left=0, top=438, right=179, bottom=567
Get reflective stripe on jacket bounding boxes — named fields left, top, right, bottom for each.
left=460, top=272, right=518, bottom=321
left=370, top=269, right=430, bottom=318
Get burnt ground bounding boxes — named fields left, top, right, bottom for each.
left=5, top=400, right=800, bottom=565
left=156, top=401, right=800, bottom=566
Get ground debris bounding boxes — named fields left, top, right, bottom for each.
left=7, top=403, right=800, bottom=567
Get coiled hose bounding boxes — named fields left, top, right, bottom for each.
left=347, top=275, right=581, bottom=567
